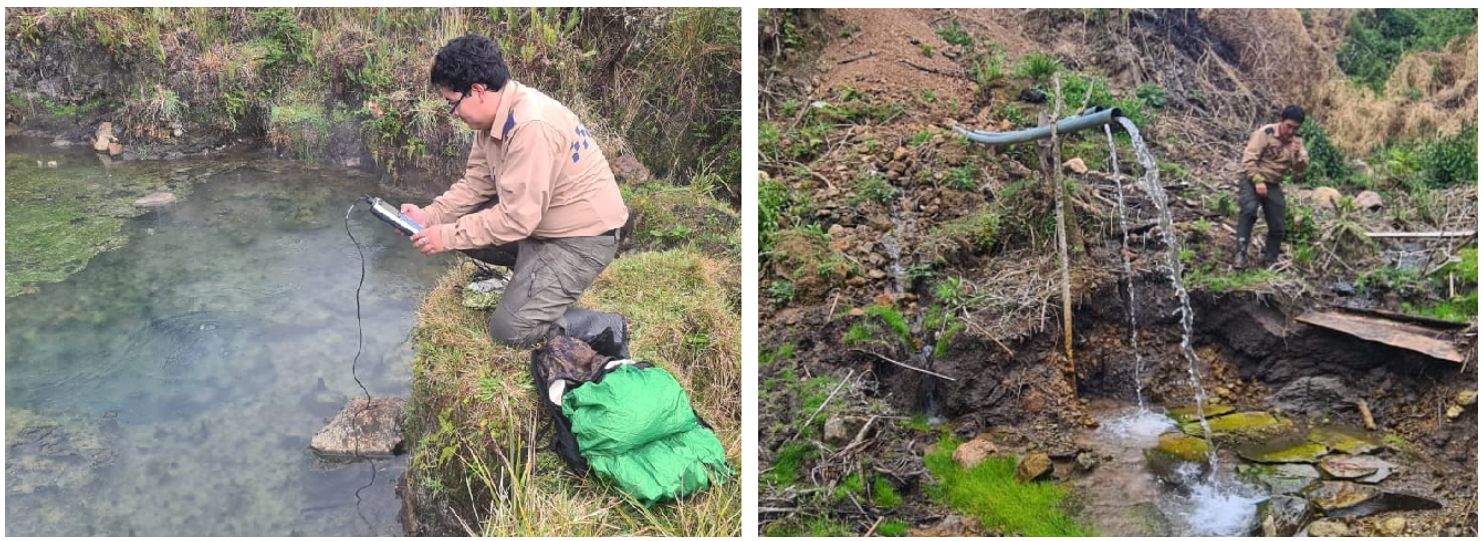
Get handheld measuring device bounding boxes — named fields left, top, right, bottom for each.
left=364, top=196, right=422, bottom=236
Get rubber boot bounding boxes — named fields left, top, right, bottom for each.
left=561, top=308, right=630, bottom=359
left=1233, top=237, right=1249, bottom=269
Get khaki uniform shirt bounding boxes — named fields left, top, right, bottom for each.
left=1241, top=123, right=1309, bottom=183
left=425, top=80, right=628, bottom=248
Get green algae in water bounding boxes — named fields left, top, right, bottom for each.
left=1165, top=404, right=1235, bottom=424
left=4, top=146, right=200, bottom=297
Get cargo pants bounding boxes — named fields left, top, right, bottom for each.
left=1235, top=176, right=1286, bottom=264
left=462, top=233, right=618, bottom=347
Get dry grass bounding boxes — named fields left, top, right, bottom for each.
left=1202, top=9, right=1477, bottom=155
left=406, top=248, right=740, bottom=536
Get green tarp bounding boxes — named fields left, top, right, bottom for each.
left=562, top=364, right=731, bottom=506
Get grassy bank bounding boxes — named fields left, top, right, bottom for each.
left=405, top=247, right=740, bottom=535
left=924, top=437, right=1092, bottom=536
left=5, top=7, right=740, bottom=199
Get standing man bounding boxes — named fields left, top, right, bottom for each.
left=401, top=35, right=631, bottom=355
left=1234, top=105, right=1309, bottom=269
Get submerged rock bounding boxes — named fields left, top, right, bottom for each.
left=1144, top=432, right=1212, bottom=484
left=1165, top=404, right=1235, bottom=424
left=1238, top=463, right=1320, bottom=495
left=1318, top=455, right=1394, bottom=483
left=133, top=192, right=177, bottom=208
left=1307, top=425, right=1378, bottom=455
left=1252, top=495, right=1312, bottom=537
left=1236, top=435, right=1329, bottom=464
left=1182, top=411, right=1291, bottom=441
left=1014, top=452, right=1052, bottom=483
left=310, top=397, right=406, bottom=458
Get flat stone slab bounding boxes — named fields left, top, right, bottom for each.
left=1236, top=435, right=1329, bottom=464
left=1308, top=425, right=1379, bottom=455
left=1239, top=463, right=1320, bottom=495
left=310, top=397, right=405, bottom=458
left=1304, top=481, right=1442, bottom=518
left=1166, top=404, right=1235, bottom=424
left=1182, top=411, right=1291, bottom=440
left=133, top=192, right=176, bottom=208
left=1305, top=481, right=1381, bottom=515
left=1318, top=455, right=1394, bottom=483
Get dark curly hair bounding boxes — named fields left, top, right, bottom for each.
left=430, top=34, right=510, bottom=94
left=1280, top=105, right=1306, bottom=125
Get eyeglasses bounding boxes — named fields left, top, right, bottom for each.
left=448, top=93, right=466, bottom=116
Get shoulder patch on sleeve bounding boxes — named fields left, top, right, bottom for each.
left=502, top=114, right=517, bottom=139
left=1263, top=126, right=1274, bottom=135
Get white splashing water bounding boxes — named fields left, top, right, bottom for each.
left=1163, top=463, right=1267, bottom=536
left=1104, top=125, right=1148, bottom=409
left=1096, top=407, right=1174, bottom=447
left=1116, top=117, right=1216, bottom=464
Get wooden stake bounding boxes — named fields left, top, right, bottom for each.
left=1355, top=399, right=1377, bottom=431
left=1049, top=75, right=1075, bottom=391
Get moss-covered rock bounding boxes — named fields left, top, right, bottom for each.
left=1181, top=411, right=1291, bottom=441
left=1307, top=425, right=1379, bottom=455
left=1236, top=435, right=1330, bottom=464
left=1151, top=431, right=1211, bottom=462
left=1166, top=404, right=1235, bottom=424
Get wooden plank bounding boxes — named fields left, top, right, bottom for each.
left=1297, top=311, right=1463, bottom=364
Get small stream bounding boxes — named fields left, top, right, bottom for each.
left=6, top=138, right=445, bottom=535
left=1077, top=404, right=1265, bottom=537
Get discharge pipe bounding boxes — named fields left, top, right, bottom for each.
left=954, top=106, right=1123, bottom=147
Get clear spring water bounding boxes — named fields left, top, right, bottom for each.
left=1104, top=125, right=1148, bottom=409
left=1086, top=407, right=1264, bottom=537
left=6, top=140, right=447, bottom=535
left=1116, top=117, right=1215, bottom=458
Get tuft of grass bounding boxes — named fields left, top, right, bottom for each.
left=849, top=173, right=899, bottom=205
left=927, top=210, right=1001, bottom=255
left=406, top=247, right=739, bottom=536
left=872, top=477, right=903, bottom=508
left=765, top=441, right=814, bottom=487
left=936, top=17, right=972, bottom=46
left=877, top=519, right=910, bottom=536
left=924, top=437, right=1092, bottom=536
left=1015, top=53, right=1062, bottom=83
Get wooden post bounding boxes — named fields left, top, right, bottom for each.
left=1036, top=75, right=1075, bottom=393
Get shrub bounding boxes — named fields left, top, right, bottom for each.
left=1299, top=120, right=1353, bottom=185
left=1337, top=9, right=1477, bottom=93
left=1419, top=124, right=1476, bottom=188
